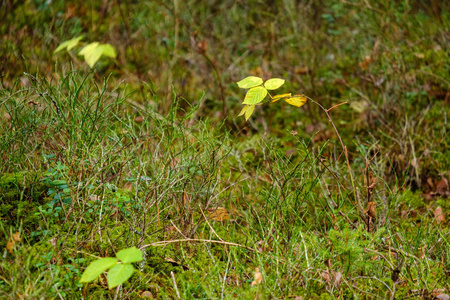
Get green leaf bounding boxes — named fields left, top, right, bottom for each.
left=243, top=86, right=268, bottom=105
left=98, top=44, right=117, bottom=58
left=116, top=247, right=143, bottom=264
left=54, top=36, right=84, bottom=53
left=52, top=180, right=67, bottom=186
left=244, top=105, right=255, bottom=121
left=79, top=42, right=102, bottom=68
left=79, top=257, right=117, bottom=283
left=264, top=78, right=285, bottom=90
left=236, top=76, right=263, bottom=89
left=107, top=263, right=135, bottom=289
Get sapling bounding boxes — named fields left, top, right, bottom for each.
left=236, top=76, right=307, bottom=120
left=79, top=246, right=143, bottom=289
left=54, top=36, right=117, bottom=68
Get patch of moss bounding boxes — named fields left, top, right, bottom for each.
left=0, top=172, right=49, bottom=245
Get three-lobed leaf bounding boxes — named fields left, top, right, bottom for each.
left=79, top=257, right=118, bottom=283
left=264, top=78, right=285, bottom=90
left=237, top=76, right=263, bottom=89
left=243, top=86, right=268, bottom=105
left=116, top=247, right=143, bottom=264
left=107, top=263, right=135, bottom=289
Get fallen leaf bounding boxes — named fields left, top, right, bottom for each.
left=141, top=291, right=153, bottom=298
left=365, top=201, right=377, bottom=219
left=434, top=206, right=445, bottom=224
left=251, top=268, right=262, bottom=286
left=6, top=232, right=21, bottom=253
left=164, top=258, right=189, bottom=270
left=134, top=116, right=144, bottom=123
left=359, top=55, right=372, bottom=70
left=12, top=232, right=21, bottom=242
left=333, top=271, right=342, bottom=287
left=436, top=294, right=450, bottom=300
left=436, top=178, right=449, bottom=196
left=6, top=240, right=14, bottom=254
left=321, top=270, right=331, bottom=282
left=208, top=207, right=229, bottom=221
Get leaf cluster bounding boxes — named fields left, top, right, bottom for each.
left=54, top=36, right=117, bottom=68
left=236, top=76, right=307, bottom=120
left=79, top=247, right=143, bottom=289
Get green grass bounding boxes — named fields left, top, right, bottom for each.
left=1, top=0, right=449, bottom=299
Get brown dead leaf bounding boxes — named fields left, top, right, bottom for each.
left=12, top=232, right=21, bottom=242
left=436, top=178, right=449, bottom=196
left=321, top=270, right=331, bottom=282
left=197, top=40, right=207, bottom=54
left=6, top=240, right=14, bottom=254
left=208, top=207, right=229, bottom=221
left=434, top=206, right=445, bottom=224
left=165, top=258, right=189, bottom=270
left=295, top=66, right=310, bottom=75
left=251, top=268, right=262, bottom=286
left=6, top=232, right=21, bottom=253
left=141, top=291, right=154, bottom=298
left=359, top=55, right=372, bottom=70
left=333, top=271, right=342, bottom=287
left=365, top=201, right=377, bottom=219
left=134, top=116, right=144, bottom=123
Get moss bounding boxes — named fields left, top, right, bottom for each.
left=0, top=171, right=49, bottom=245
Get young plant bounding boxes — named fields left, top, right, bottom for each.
left=236, top=76, right=307, bottom=120
left=79, top=247, right=143, bottom=289
left=54, top=36, right=117, bottom=68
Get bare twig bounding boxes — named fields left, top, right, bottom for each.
left=139, top=238, right=256, bottom=252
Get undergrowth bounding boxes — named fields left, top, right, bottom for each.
left=0, top=0, right=449, bottom=299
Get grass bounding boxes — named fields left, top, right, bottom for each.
left=1, top=0, right=449, bottom=299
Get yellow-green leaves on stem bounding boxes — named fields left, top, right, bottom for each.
left=54, top=36, right=84, bottom=53
left=236, top=76, right=307, bottom=121
left=79, top=246, right=143, bottom=289
left=54, top=36, right=117, bottom=68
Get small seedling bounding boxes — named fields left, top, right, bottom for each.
left=79, top=246, right=143, bottom=289
left=54, top=36, right=117, bottom=68
left=236, top=76, right=307, bottom=120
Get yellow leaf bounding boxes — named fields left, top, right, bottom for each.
left=245, top=105, right=255, bottom=120
left=271, top=93, right=291, bottom=103
left=285, top=96, right=307, bottom=107
left=238, top=105, right=249, bottom=117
